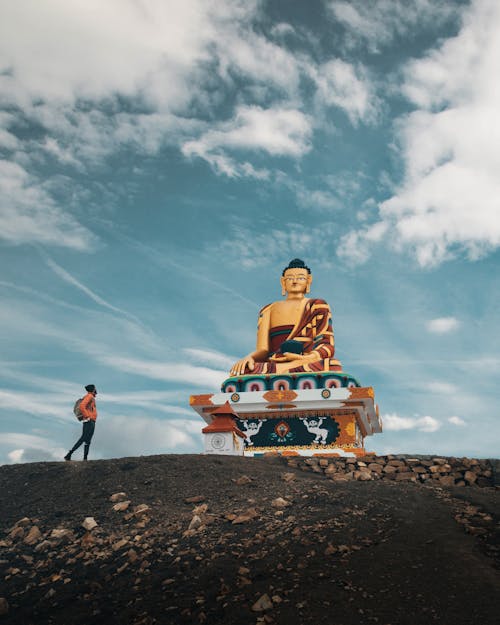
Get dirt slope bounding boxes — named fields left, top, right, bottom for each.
left=0, top=454, right=499, bottom=625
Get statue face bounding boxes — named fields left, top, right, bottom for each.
left=281, top=267, right=311, bottom=295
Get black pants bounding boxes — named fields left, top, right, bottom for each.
left=70, top=420, right=95, bottom=459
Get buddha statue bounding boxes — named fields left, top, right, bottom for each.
left=230, top=259, right=342, bottom=376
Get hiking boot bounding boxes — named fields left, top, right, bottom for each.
left=64, top=452, right=72, bottom=461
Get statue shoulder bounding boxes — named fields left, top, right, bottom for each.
left=308, top=298, right=331, bottom=307
left=258, top=302, right=273, bottom=317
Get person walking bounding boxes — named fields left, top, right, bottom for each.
left=64, top=384, right=98, bottom=461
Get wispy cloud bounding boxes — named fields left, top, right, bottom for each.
left=327, top=0, right=459, bottom=53
left=427, top=381, right=458, bottom=395
left=0, top=390, right=72, bottom=422
left=98, top=355, right=226, bottom=388
left=45, top=256, right=144, bottom=325
left=0, top=160, right=95, bottom=249
left=312, top=59, right=379, bottom=125
left=206, top=221, right=340, bottom=270
left=183, top=348, right=236, bottom=370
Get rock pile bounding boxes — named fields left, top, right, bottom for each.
left=286, top=454, right=497, bottom=487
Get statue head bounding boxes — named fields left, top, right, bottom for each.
left=280, top=258, right=312, bottom=296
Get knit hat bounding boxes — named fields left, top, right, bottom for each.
left=85, top=384, right=96, bottom=393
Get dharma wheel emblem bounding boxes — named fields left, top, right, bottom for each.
left=211, top=434, right=225, bottom=449
left=275, top=421, right=290, bottom=438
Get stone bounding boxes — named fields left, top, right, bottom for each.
left=23, top=526, right=42, bottom=545
left=432, top=458, right=447, bottom=465
left=476, top=477, right=492, bottom=487
left=34, top=540, right=51, bottom=553
left=128, top=549, right=138, bottom=563
left=112, top=538, right=129, bottom=552
left=193, top=504, right=208, bottom=515
left=281, top=472, right=296, bottom=482
left=271, top=497, right=291, bottom=509
left=188, top=515, right=203, bottom=530
left=82, top=517, right=98, bottom=531
left=0, top=598, right=8, bottom=615
left=50, top=529, right=73, bottom=542
left=8, top=526, right=25, bottom=541
left=232, top=508, right=259, bottom=524
left=354, top=470, right=372, bottom=481
left=133, top=504, right=150, bottom=516
left=324, top=543, right=337, bottom=555
left=395, top=472, right=416, bottom=481
left=16, top=517, right=31, bottom=527
left=464, top=471, right=477, bottom=484
left=367, top=463, right=383, bottom=473
left=109, top=492, right=128, bottom=503
left=383, top=465, right=397, bottom=474
left=387, top=460, right=406, bottom=468
left=233, top=475, right=252, bottom=485
left=438, top=476, right=455, bottom=487
left=331, top=474, right=349, bottom=482
left=113, top=501, right=131, bottom=512
left=319, top=459, right=329, bottom=467
left=252, top=594, right=273, bottom=612
left=184, top=495, right=206, bottom=504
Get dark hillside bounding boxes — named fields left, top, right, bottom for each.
left=0, top=454, right=499, bottom=625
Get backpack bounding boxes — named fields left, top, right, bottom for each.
left=73, top=398, right=84, bottom=421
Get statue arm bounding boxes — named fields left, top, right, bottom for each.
left=230, top=304, right=272, bottom=376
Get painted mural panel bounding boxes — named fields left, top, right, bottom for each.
left=236, top=415, right=340, bottom=449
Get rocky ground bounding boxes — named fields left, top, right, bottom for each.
left=0, top=453, right=499, bottom=625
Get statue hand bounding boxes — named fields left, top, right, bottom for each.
left=230, top=356, right=255, bottom=376
left=281, top=352, right=304, bottom=362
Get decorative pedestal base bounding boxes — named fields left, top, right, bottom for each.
left=191, top=386, right=382, bottom=457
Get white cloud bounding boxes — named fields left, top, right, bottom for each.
left=426, top=317, right=460, bottom=334
left=383, top=413, right=441, bottom=432
left=7, top=447, right=63, bottom=464
left=339, top=0, right=500, bottom=267
left=448, top=415, right=466, bottom=426
left=182, top=106, right=312, bottom=176
left=96, top=414, right=202, bottom=458
left=0, top=0, right=229, bottom=109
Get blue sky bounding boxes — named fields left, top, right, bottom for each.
left=1, top=0, right=499, bottom=464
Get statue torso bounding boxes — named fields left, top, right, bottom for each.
left=269, top=298, right=309, bottom=328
